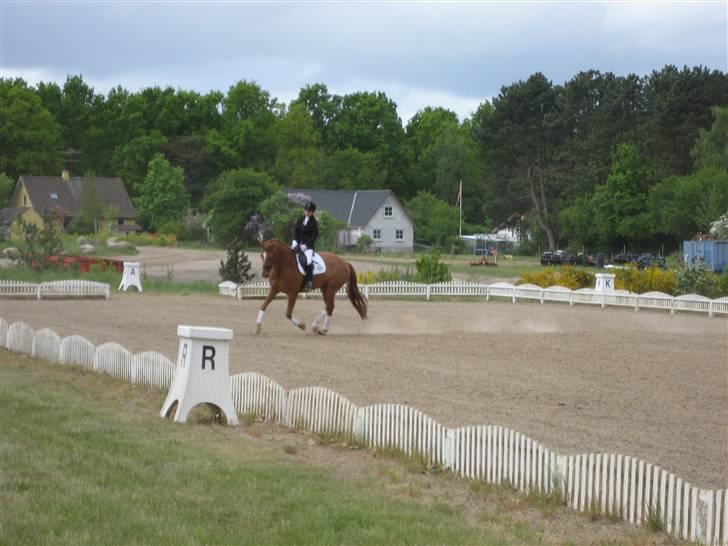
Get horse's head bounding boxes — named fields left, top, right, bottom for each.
left=259, top=239, right=294, bottom=278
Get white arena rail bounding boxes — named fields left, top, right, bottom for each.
left=7, top=321, right=34, bottom=354
left=673, top=294, right=711, bottom=314
left=233, top=281, right=728, bottom=318
left=134, top=351, right=175, bottom=390
left=542, top=285, right=573, bottom=304
left=285, top=386, right=357, bottom=436
left=0, top=280, right=111, bottom=299
left=230, top=372, right=287, bottom=423
left=514, top=283, right=544, bottom=302
left=41, top=280, right=110, bottom=299
left=4, top=322, right=728, bottom=545
left=31, top=328, right=61, bottom=363
left=59, top=335, right=96, bottom=369
left=356, top=404, right=446, bottom=465
left=486, top=281, right=518, bottom=302
left=713, top=297, right=728, bottom=316
left=94, top=342, right=135, bottom=382
left=0, top=318, right=8, bottom=347
left=0, top=281, right=39, bottom=298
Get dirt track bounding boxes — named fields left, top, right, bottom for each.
left=3, top=291, right=726, bottom=489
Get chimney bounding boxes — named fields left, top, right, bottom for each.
left=61, top=170, right=70, bottom=181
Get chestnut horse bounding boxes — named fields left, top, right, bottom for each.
left=256, top=239, right=367, bottom=335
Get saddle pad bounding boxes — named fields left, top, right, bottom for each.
left=296, top=252, right=327, bottom=276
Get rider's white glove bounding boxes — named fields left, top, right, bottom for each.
left=301, top=244, right=307, bottom=251
left=291, top=240, right=298, bottom=250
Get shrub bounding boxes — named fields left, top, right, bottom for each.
left=183, top=211, right=208, bottom=242
left=357, top=270, right=378, bottom=284
left=14, top=210, right=64, bottom=271
left=120, top=232, right=177, bottom=247
left=414, top=251, right=451, bottom=283
left=356, top=234, right=374, bottom=253
left=219, top=238, right=254, bottom=283
left=614, top=266, right=676, bottom=294
left=158, top=220, right=186, bottom=239
left=357, top=266, right=415, bottom=284
left=675, top=261, right=719, bottom=298
left=520, top=266, right=594, bottom=290
left=718, top=271, right=728, bottom=296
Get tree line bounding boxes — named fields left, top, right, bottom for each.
left=1, top=65, right=726, bottom=251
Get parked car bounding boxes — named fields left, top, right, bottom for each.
left=636, top=253, right=667, bottom=269
left=540, top=252, right=562, bottom=266
left=613, top=252, right=640, bottom=265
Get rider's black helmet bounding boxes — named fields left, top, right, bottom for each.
left=304, top=201, right=317, bottom=212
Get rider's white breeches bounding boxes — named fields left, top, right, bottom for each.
left=304, top=248, right=313, bottom=266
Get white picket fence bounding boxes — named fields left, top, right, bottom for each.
left=232, top=281, right=728, bottom=317
left=2, top=320, right=726, bottom=545
left=0, top=280, right=110, bottom=299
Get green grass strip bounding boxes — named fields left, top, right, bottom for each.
left=0, top=352, right=540, bottom=545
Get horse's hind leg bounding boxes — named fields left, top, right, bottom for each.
left=314, top=287, right=335, bottom=335
left=311, top=309, right=327, bottom=333
left=286, top=292, right=306, bottom=331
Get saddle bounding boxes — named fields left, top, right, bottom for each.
left=295, top=250, right=326, bottom=276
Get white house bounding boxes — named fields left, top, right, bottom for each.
left=285, top=189, right=414, bottom=252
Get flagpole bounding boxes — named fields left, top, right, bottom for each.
left=458, top=180, right=462, bottom=237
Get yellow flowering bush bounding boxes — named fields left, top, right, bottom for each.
left=615, top=266, right=676, bottom=294
left=520, top=266, right=595, bottom=290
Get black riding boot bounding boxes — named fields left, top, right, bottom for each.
left=303, top=263, right=314, bottom=291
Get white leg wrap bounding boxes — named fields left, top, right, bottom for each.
left=256, top=310, right=265, bottom=324
left=291, top=317, right=302, bottom=327
left=324, top=314, right=332, bottom=331
left=313, top=310, right=326, bottom=326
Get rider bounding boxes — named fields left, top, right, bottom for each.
left=291, top=201, right=319, bottom=291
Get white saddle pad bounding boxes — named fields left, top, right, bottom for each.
left=296, top=252, right=327, bottom=276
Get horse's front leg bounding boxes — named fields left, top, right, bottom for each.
left=256, top=288, right=278, bottom=335
left=286, top=292, right=305, bottom=331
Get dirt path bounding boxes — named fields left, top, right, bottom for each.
left=3, top=293, right=726, bottom=489
left=112, top=247, right=503, bottom=283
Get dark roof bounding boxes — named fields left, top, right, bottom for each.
left=0, top=207, right=31, bottom=226
left=16, top=176, right=136, bottom=218
left=283, top=189, right=410, bottom=227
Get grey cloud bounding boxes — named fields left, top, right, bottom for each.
left=3, top=1, right=725, bottom=120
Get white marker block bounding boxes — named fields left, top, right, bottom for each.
left=160, top=326, right=239, bottom=425
left=595, top=273, right=616, bottom=294
left=119, top=261, right=143, bottom=292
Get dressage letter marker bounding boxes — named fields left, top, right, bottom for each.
left=595, top=273, right=616, bottom=294
left=160, top=326, right=239, bottom=425
left=119, top=261, right=143, bottom=292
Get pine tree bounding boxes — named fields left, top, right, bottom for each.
left=219, top=238, right=254, bottom=283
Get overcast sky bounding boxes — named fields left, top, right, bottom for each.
left=1, top=1, right=726, bottom=123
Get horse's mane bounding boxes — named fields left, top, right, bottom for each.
left=267, top=239, right=297, bottom=268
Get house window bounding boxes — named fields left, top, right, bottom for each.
left=23, top=195, right=27, bottom=206
left=49, top=193, right=58, bottom=200
left=118, top=218, right=124, bottom=225
left=395, top=229, right=404, bottom=240
left=372, top=229, right=381, bottom=240
left=384, top=206, right=393, bottom=218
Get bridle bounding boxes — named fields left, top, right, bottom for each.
left=261, top=247, right=277, bottom=278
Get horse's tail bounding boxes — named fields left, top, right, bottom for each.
left=347, top=264, right=368, bottom=320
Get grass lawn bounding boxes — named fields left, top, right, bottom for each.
left=1, top=352, right=543, bottom=545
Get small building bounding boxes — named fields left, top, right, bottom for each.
left=460, top=228, right=521, bottom=256
left=10, top=172, right=140, bottom=233
left=284, top=189, right=414, bottom=252
left=683, top=240, right=728, bottom=273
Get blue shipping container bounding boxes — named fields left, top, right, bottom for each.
left=682, top=240, right=728, bottom=273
